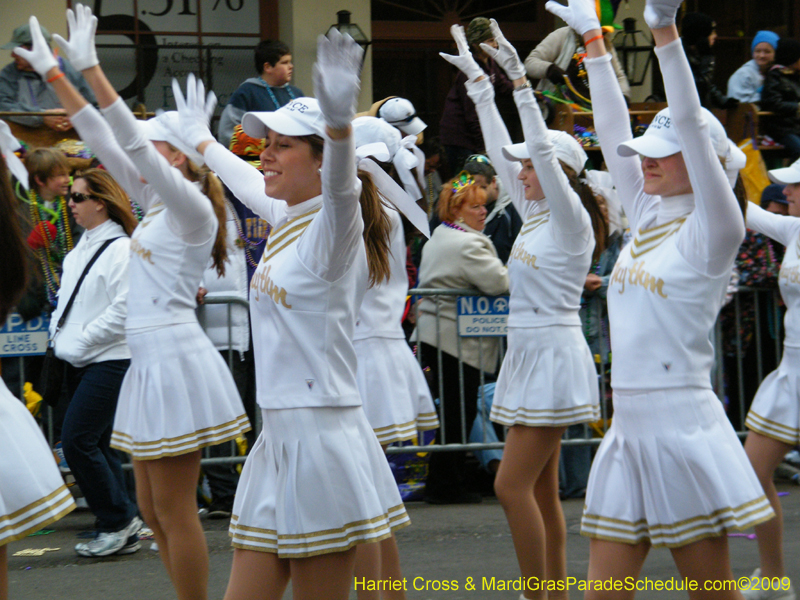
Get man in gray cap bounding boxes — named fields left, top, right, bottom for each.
left=0, top=23, right=95, bottom=131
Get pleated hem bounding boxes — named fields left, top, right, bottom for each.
left=229, top=504, right=411, bottom=557
left=0, top=485, right=76, bottom=545
left=490, top=403, right=600, bottom=427
left=110, top=414, right=251, bottom=460
left=746, top=412, right=800, bottom=446
left=580, top=495, right=775, bottom=548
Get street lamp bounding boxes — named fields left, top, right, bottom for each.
left=614, top=17, right=654, bottom=87
left=326, top=10, right=371, bottom=51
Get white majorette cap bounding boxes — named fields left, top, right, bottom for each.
left=617, top=107, right=727, bottom=159
left=768, top=157, right=800, bottom=185
left=353, top=116, right=402, bottom=159
left=502, top=130, right=588, bottom=175
left=140, top=111, right=204, bottom=166
left=378, top=98, right=427, bottom=136
left=241, top=98, right=326, bottom=139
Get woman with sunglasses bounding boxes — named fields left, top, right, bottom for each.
left=50, top=169, right=141, bottom=557
left=170, top=31, right=407, bottom=600
left=547, top=0, right=773, bottom=592
left=16, top=8, right=250, bottom=599
left=440, top=18, right=606, bottom=595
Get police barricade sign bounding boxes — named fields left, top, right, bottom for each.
left=0, top=312, right=50, bottom=357
left=457, top=296, right=509, bottom=337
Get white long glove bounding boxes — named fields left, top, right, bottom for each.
left=313, top=29, right=363, bottom=130
left=13, top=17, right=57, bottom=78
left=439, top=25, right=484, bottom=82
left=171, top=73, right=217, bottom=150
left=643, top=0, right=683, bottom=30
left=545, top=0, right=601, bottom=36
left=52, top=4, right=99, bottom=71
left=479, top=19, right=525, bottom=81
left=0, top=120, right=20, bottom=154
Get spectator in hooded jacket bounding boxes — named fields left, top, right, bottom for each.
left=761, top=38, right=800, bottom=160
left=681, top=12, right=738, bottom=110
left=727, top=31, right=779, bottom=103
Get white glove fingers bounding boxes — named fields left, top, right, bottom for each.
left=171, top=78, right=187, bottom=112
left=29, top=16, right=46, bottom=50
left=66, top=8, right=77, bottom=34
left=545, top=0, right=568, bottom=18
left=205, top=91, right=217, bottom=121
left=52, top=34, right=69, bottom=54
left=479, top=42, right=499, bottom=60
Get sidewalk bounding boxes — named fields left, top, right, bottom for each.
left=6, top=485, right=800, bottom=599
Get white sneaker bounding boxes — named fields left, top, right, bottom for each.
left=75, top=516, right=143, bottom=557
left=741, top=569, right=796, bottom=600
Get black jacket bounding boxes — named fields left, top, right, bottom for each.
left=761, top=65, right=800, bottom=138
left=684, top=43, right=733, bottom=109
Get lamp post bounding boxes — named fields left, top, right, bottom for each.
left=326, top=10, right=371, bottom=52
left=614, top=17, right=654, bottom=87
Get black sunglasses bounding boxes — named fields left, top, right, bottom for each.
left=70, top=192, right=95, bottom=203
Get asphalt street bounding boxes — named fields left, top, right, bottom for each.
left=6, top=484, right=800, bottom=599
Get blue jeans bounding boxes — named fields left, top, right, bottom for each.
left=468, top=383, right=503, bottom=470
left=63, top=359, right=138, bottom=532
left=559, top=423, right=592, bottom=499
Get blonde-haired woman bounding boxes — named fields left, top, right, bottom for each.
left=441, top=19, right=605, bottom=595
left=416, top=172, right=509, bottom=504
left=170, top=30, right=407, bottom=600
left=17, top=8, right=250, bottom=599
left=51, top=168, right=141, bottom=557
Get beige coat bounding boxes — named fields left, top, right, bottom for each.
left=525, top=27, right=631, bottom=99
left=414, top=223, right=509, bottom=373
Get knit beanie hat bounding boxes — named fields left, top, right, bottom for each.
left=752, top=30, right=779, bottom=54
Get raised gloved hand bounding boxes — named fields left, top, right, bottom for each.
left=480, top=19, right=526, bottom=81
left=439, top=25, right=484, bottom=82
left=27, top=221, right=57, bottom=250
left=13, top=16, right=58, bottom=78
left=171, top=73, right=217, bottom=150
left=52, top=4, right=99, bottom=71
left=546, top=64, right=567, bottom=86
left=643, top=0, right=683, bottom=30
left=545, top=0, right=601, bottom=36
left=313, top=28, right=364, bottom=130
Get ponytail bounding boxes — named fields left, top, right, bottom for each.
left=186, top=160, right=228, bottom=277
left=561, top=162, right=609, bottom=262
left=356, top=169, right=392, bottom=287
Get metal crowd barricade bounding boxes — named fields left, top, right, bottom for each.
left=3, top=287, right=783, bottom=461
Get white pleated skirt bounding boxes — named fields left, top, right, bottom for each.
left=582, top=387, right=774, bottom=548
left=354, top=336, right=439, bottom=444
left=491, top=325, right=600, bottom=427
left=229, top=406, right=410, bottom=558
left=0, top=381, right=75, bottom=545
left=746, top=346, right=800, bottom=445
left=111, top=322, right=251, bottom=459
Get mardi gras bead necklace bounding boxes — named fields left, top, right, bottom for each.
left=442, top=220, right=467, bottom=232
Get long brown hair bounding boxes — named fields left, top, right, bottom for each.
left=305, top=135, right=392, bottom=287
left=561, top=163, right=609, bottom=262
left=74, top=169, right=139, bottom=236
left=0, top=155, right=28, bottom=322
left=185, top=159, right=228, bottom=277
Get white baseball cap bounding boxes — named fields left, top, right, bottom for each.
left=502, top=130, right=588, bottom=175
left=377, top=98, right=427, bottom=136
left=353, top=116, right=402, bottom=160
left=617, top=107, right=728, bottom=159
left=769, top=157, right=800, bottom=185
left=140, top=111, right=204, bottom=165
left=241, top=98, right=326, bottom=139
